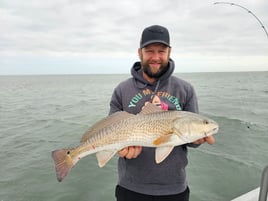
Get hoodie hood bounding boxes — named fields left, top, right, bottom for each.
left=131, top=58, right=175, bottom=89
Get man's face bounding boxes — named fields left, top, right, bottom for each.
left=139, top=43, right=171, bottom=79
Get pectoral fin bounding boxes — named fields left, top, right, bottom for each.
left=153, top=134, right=178, bottom=146
left=153, top=134, right=179, bottom=163
left=155, top=146, right=174, bottom=163
left=96, top=150, right=117, bottom=167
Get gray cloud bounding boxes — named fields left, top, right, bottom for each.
left=0, top=0, right=267, bottom=74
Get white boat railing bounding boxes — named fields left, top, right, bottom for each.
left=258, top=166, right=268, bottom=201
left=231, top=166, right=268, bottom=201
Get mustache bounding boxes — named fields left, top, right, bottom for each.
left=149, top=60, right=162, bottom=64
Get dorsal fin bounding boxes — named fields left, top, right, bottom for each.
left=80, top=111, right=134, bottom=143
left=138, top=102, right=164, bottom=115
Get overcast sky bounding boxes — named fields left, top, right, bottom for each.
left=0, top=0, right=267, bottom=75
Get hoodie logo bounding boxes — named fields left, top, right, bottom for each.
left=128, top=89, right=182, bottom=111
left=128, top=93, right=143, bottom=108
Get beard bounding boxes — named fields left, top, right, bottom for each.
left=142, top=60, right=169, bottom=79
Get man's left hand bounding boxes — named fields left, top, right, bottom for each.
left=193, top=136, right=215, bottom=145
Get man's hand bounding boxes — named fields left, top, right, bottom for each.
left=118, top=146, right=142, bottom=159
left=193, top=136, right=215, bottom=145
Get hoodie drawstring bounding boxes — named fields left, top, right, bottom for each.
left=151, top=80, right=160, bottom=101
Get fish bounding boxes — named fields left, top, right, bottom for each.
left=51, top=103, right=219, bottom=182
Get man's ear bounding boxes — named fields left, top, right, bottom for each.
left=168, top=47, right=171, bottom=57
left=138, top=48, right=142, bottom=59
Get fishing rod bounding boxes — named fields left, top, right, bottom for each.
left=214, top=5, right=268, bottom=200
left=214, top=2, right=268, bottom=38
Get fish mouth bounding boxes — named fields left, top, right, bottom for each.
left=205, top=126, right=219, bottom=136
left=212, top=126, right=219, bottom=133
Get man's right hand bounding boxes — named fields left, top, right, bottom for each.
left=118, top=146, right=142, bottom=159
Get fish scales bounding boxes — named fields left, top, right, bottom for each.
left=51, top=103, right=219, bottom=182
left=83, top=111, right=174, bottom=147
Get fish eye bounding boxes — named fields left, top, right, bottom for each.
left=203, top=120, right=209, bottom=124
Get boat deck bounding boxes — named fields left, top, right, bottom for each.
left=231, top=166, right=268, bottom=201
left=231, top=188, right=263, bottom=201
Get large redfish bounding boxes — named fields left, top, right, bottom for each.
left=52, top=103, right=219, bottom=182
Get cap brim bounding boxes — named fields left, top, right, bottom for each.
left=141, top=40, right=170, bottom=48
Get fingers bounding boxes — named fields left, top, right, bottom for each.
left=193, top=136, right=215, bottom=145
left=193, top=138, right=205, bottom=144
left=118, top=146, right=142, bottom=159
left=118, top=148, right=128, bottom=158
left=205, top=136, right=215, bottom=145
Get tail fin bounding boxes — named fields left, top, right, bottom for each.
left=51, top=149, right=74, bottom=182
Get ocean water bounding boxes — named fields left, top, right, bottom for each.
left=0, top=72, right=267, bottom=201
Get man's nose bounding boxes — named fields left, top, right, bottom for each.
left=151, top=52, right=161, bottom=60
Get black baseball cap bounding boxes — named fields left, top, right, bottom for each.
left=140, top=25, right=170, bottom=48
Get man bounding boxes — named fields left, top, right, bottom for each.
left=109, top=25, right=214, bottom=201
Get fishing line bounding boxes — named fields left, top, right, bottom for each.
left=213, top=2, right=267, bottom=130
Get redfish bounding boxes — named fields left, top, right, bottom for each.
left=52, top=103, right=219, bottom=182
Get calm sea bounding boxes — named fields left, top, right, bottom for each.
left=0, top=72, right=267, bottom=201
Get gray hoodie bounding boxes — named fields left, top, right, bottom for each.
left=109, top=59, right=199, bottom=195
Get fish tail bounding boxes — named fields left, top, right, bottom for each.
left=51, top=149, right=74, bottom=182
